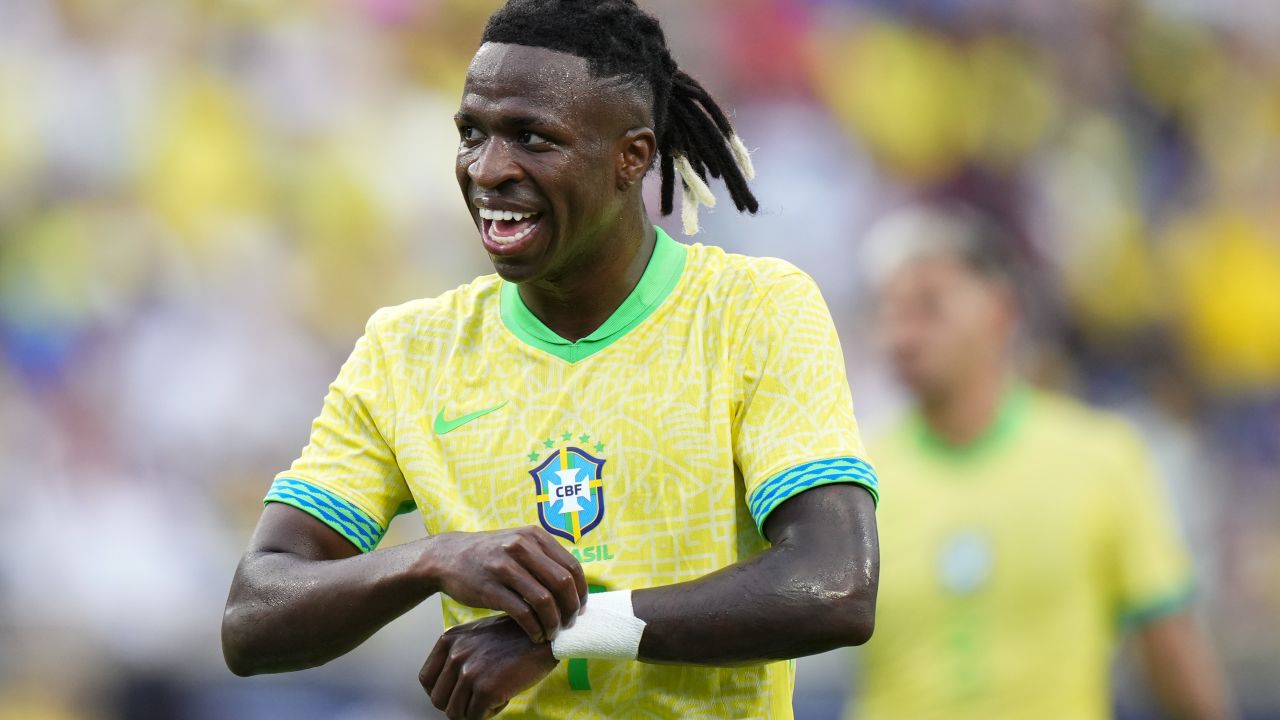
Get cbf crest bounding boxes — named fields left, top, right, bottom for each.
left=528, top=432, right=607, bottom=543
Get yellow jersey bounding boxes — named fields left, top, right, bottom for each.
left=849, top=388, right=1192, bottom=720
left=266, top=228, right=878, bottom=719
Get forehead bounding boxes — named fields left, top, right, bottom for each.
left=461, top=43, right=649, bottom=130
left=882, top=254, right=988, bottom=298
left=462, top=43, right=598, bottom=115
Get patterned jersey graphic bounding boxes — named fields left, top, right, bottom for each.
left=265, top=229, right=880, bottom=719
left=531, top=439, right=606, bottom=544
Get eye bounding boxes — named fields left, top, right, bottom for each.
left=517, top=130, right=551, bottom=146
left=458, top=126, right=484, bottom=144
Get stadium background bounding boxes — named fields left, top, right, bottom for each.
left=0, top=0, right=1277, bottom=718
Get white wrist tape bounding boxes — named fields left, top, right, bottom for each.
left=550, top=590, right=647, bottom=660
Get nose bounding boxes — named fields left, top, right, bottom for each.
left=468, top=138, right=524, bottom=189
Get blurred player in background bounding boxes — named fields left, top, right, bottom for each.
left=846, top=205, right=1233, bottom=720
left=222, top=1, right=880, bottom=718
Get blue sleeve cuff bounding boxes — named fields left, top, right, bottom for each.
left=747, top=456, right=879, bottom=537
left=264, top=477, right=387, bottom=553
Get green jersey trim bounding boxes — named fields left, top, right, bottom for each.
left=1118, top=580, right=1197, bottom=630
left=913, top=384, right=1033, bottom=461
left=747, top=456, right=879, bottom=538
left=264, top=477, right=386, bottom=553
left=499, top=226, right=688, bottom=363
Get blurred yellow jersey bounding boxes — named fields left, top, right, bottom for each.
left=849, top=388, right=1191, bottom=720
left=267, top=228, right=878, bottom=719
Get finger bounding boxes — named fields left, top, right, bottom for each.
left=520, top=545, right=583, bottom=624
left=487, top=586, right=543, bottom=643
left=466, top=683, right=499, bottom=720
left=430, top=655, right=461, bottom=712
left=445, top=666, right=473, bottom=720
left=531, top=530, right=589, bottom=601
left=419, top=637, right=451, bottom=696
left=502, top=564, right=561, bottom=640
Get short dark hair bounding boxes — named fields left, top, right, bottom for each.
left=481, top=0, right=758, bottom=233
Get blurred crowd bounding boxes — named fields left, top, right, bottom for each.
left=0, top=0, right=1276, bottom=718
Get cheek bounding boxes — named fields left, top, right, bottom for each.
left=944, top=296, right=999, bottom=346
left=455, top=148, right=476, bottom=187
left=557, top=145, right=619, bottom=205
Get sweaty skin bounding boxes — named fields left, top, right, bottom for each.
left=420, top=485, right=877, bottom=719
left=633, top=484, right=877, bottom=664
left=223, top=42, right=880, bottom=720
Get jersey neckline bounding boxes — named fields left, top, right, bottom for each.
left=499, top=225, right=688, bottom=363
left=913, top=384, right=1033, bottom=461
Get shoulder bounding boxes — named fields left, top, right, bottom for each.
left=363, top=274, right=503, bottom=346
left=1029, top=391, right=1138, bottom=439
left=1027, top=391, right=1148, bottom=465
left=684, top=242, right=825, bottom=316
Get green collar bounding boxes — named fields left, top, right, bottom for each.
left=499, top=226, right=688, bottom=363
left=914, top=385, right=1032, bottom=461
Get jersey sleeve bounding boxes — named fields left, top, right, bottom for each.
left=1103, top=424, right=1195, bottom=626
left=265, top=309, right=413, bottom=553
left=732, top=269, right=878, bottom=538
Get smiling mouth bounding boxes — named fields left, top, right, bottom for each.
left=479, top=208, right=542, bottom=246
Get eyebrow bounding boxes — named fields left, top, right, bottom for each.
left=454, top=110, right=564, bottom=132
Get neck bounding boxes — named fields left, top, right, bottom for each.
left=518, top=210, right=655, bottom=343
left=920, top=365, right=1012, bottom=448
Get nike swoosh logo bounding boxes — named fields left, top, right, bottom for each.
left=433, top=401, right=508, bottom=435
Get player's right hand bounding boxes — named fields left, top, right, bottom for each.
left=419, top=526, right=588, bottom=643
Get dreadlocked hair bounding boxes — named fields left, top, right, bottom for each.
left=482, top=0, right=758, bottom=235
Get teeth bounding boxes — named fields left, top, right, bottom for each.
left=479, top=208, right=537, bottom=222
left=490, top=224, right=536, bottom=246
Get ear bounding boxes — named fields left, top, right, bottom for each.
left=615, top=127, right=657, bottom=191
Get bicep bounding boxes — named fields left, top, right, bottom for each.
left=247, top=502, right=363, bottom=562
left=1104, top=429, right=1193, bottom=616
left=266, top=312, right=411, bottom=554
left=1133, top=609, right=1234, bottom=717
left=734, top=274, right=880, bottom=534
left=763, top=483, right=879, bottom=559
left=1136, top=609, right=1196, bottom=656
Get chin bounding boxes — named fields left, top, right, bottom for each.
left=489, top=257, right=539, bottom=284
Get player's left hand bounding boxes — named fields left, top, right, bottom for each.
left=420, top=614, right=559, bottom=720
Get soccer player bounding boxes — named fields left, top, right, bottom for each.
left=846, top=205, right=1233, bottom=720
left=221, top=2, right=881, bottom=719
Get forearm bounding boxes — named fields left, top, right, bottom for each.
left=629, top=484, right=878, bottom=665
left=222, top=539, right=433, bottom=675
left=633, top=543, right=876, bottom=664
